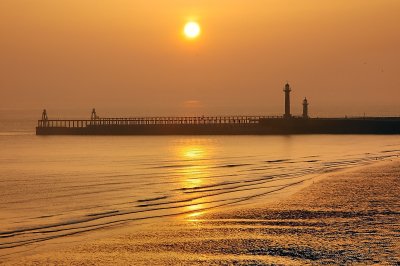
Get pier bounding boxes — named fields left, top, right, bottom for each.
left=35, top=84, right=400, bottom=135
left=36, top=110, right=288, bottom=135
left=37, top=115, right=278, bottom=128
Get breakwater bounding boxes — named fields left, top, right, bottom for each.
left=36, top=116, right=400, bottom=135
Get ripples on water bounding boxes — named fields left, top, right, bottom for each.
left=0, top=130, right=399, bottom=252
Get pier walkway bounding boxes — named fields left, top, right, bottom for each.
left=36, top=109, right=400, bottom=135
left=37, top=115, right=279, bottom=128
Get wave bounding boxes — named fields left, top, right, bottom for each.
left=1, top=143, right=399, bottom=255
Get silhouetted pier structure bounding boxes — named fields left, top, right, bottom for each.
left=36, top=112, right=400, bottom=135
left=37, top=115, right=279, bottom=128
left=36, top=83, right=400, bottom=135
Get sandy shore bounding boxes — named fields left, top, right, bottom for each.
left=3, top=159, right=400, bottom=265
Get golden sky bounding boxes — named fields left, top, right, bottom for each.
left=0, top=0, right=399, bottom=116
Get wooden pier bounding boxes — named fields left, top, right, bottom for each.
left=37, top=116, right=279, bottom=128
left=35, top=109, right=400, bottom=135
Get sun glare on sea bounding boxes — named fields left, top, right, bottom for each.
left=184, top=22, right=201, bottom=39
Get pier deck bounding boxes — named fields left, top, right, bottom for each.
left=37, top=116, right=275, bottom=128
left=35, top=115, right=400, bottom=135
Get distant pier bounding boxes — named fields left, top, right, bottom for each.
left=36, top=114, right=285, bottom=135
left=36, top=113, right=400, bottom=135
left=37, top=115, right=277, bottom=129
left=36, top=83, right=400, bottom=135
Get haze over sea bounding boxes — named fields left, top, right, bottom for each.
left=0, top=111, right=399, bottom=256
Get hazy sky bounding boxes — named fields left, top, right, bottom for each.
left=0, top=0, right=399, bottom=117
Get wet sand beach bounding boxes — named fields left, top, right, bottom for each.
left=5, top=159, right=400, bottom=265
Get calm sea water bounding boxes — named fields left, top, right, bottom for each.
left=0, top=114, right=399, bottom=252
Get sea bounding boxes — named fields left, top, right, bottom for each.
left=0, top=111, right=399, bottom=254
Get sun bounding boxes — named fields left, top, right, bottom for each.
left=184, top=22, right=201, bottom=39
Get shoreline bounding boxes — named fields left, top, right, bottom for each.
left=3, top=158, right=400, bottom=265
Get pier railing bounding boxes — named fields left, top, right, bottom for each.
left=37, top=116, right=280, bottom=128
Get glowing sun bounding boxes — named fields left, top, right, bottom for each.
left=184, top=22, right=201, bottom=39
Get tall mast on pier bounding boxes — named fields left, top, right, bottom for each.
left=283, top=83, right=292, bottom=119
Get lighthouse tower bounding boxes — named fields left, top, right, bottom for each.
left=283, top=83, right=292, bottom=119
left=303, top=98, right=309, bottom=119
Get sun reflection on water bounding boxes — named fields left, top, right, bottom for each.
left=186, top=203, right=205, bottom=218
left=181, top=165, right=208, bottom=187
left=178, top=144, right=212, bottom=189
left=183, top=147, right=205, bottom=159
left=175, top=141, right=215, bottom=219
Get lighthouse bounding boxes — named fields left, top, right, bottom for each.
left=283, top=83, right=292, bottom=119
left=303, top=98, right=309, bottom=119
